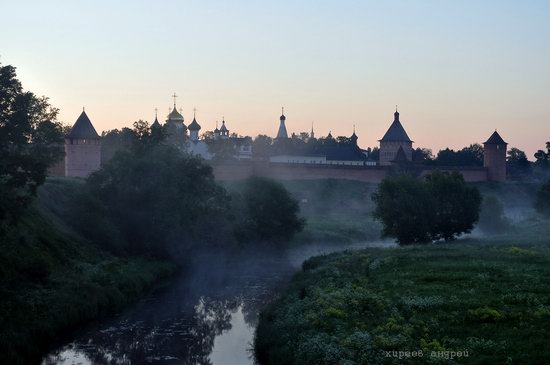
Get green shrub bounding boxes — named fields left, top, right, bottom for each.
left=232, top=177, right=305, bottom=242
left=372, top=171, right=481, bottom=244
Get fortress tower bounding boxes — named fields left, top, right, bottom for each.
left=65, top=110, right=101, bottom=177
left=483, top=130, right=507, bottom=181
left=379, top=109, right=413, bottom=166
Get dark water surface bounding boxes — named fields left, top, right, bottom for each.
left=41, top=241, right=391, bottom=365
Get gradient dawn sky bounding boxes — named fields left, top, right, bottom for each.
left=2, top=0, right=549, bottom=157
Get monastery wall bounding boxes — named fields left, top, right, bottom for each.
left=211, top=162, right=489, bottom=183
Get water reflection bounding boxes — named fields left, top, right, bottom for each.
left=42, top=241, right=393, bottom=365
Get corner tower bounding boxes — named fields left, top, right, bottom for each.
left=483, top=131, right=507, bottom=181
left=65, top=109, right=101, bottom=177
left=379, top=109, right=413, bottom=166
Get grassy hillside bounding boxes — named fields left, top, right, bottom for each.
left=254, top=220, right=550, bottom=364
left=0, top=178, right=175, bottom=364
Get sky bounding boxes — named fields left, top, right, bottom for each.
left=2, top=0, right=549, bottom=157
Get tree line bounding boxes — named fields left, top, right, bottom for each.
left=0, top=63, right=304, bottom=259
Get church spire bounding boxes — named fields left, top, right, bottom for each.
left=394, top=105, right=399, bottom=121
left=172, top=92, right=178, bottom=108
left=351, top=124, right=358, bottom=144
left=277, top=107, right=288, bottom=139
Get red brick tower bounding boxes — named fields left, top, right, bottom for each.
left=483, top=131, right=507, bottom=181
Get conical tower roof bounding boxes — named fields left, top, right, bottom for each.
left=379, top=111, right=412, bottom=142
left=484, top=131, right=507, bottom=145
left=66, top=110, right=100, bottom=139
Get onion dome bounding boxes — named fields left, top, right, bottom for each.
left=151, top=116, right=161, bottom=129
left=188, top=117, right=201, bottom=131
left=167, top=106, right=184, bottom=121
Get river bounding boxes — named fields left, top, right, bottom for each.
left=41, top=241, right=392, bottom=365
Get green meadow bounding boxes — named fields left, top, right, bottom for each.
left=255, top=212, right=550, bottom=364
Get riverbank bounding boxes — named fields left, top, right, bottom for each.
left=254, top=220, right=550, bottom=364
left=0, top=180, right=176, bottom=364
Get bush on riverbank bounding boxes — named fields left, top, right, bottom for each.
left=372, top=171, right=482, bottom=244
left=232, top=177, right=305, bottom=243
left=254, top=230, right=550, bottom=364
left=0, top=180, right=176, bottom=365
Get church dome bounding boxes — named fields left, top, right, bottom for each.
left=168, top=107, right=184, bottom=121
left=188, top=117, right=201, bottom=131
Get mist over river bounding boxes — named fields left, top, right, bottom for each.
left=41, top=241, right=392, bottom=365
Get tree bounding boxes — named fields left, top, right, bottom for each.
left=201, top=130, right=215, bottom=141
left=425, top=171, right=482, bottom=241
left=434, top=144, right=484, bottom=166
left=535, top=180, right=550, bottom=217
left=372, top=175, right=435, bottom=244
left=101, top=127, right=135, bottom=164
left=298, top=132, right=310, bottom=141
left=131, top=119, right=166, bottom=154
left=336, top=136, right=351, bottom=145
left=232, top=177, right=305, bottom=242
left=87, top=143, right=230, bottom=257
left=372, top=171, right=482, bottom=244
left=0, top=63, right=64, bottom=229
left=368, top=147, right=380, bottom=162
left=252, top=134, right=273, bottom=158
left=534, top=142, right=550, bottom=168
left=207, top=138, right=237, bottom=162
left=507, top=147, right=531, bottom=179
left=413, top=147, right=433, bottom=163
